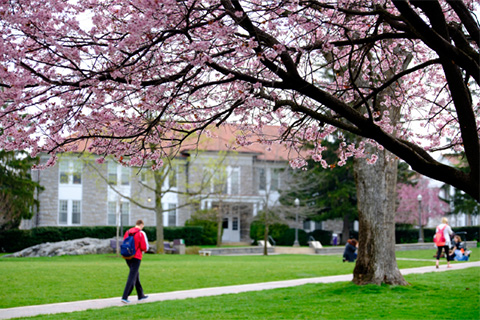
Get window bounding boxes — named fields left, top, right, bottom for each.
left=108, top=163, right=130, bottom=186
left=72, top=162, right=82, bottom=184
left=59, top=200, right=68, bottom=224
left=222, top=218, right=229, bottom=229
left=108, top=163, right=117, bottom=185
left=232, top=217, right=239, bottom=231
left=59, top=160, right=82, bottom=185
left=72, top=201, right=81, bottom=224
left=107, top=202, right=116, bottom=225
left=212, top=168, right=227, bottom=194
left=121, top=167, right=130, bottom=186
left=168, top=167, right=177, bottom=189
left=271, top=169, right=280, bottom=191
left=168, top=203, right=176, bottom=226
left=229, top=167, right=240, bottom=195
left=120, top=202, right=130, bottom=226
left=140, top=171, right=148, bottom=183
left=258, top=168, right=266, bottom=191
left=107, top=201, right=130, bottom=226
left=59, top=163, right=69, bottom=184
left=58, top=200, right=81, bottom=225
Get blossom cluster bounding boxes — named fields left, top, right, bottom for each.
left=0, top=0, right=477, bottom=175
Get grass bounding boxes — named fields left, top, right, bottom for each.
left=1, top=248, right=478, bottom=310
left=11, top=268, right=480, bottom=320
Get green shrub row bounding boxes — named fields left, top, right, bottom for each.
left=251, top=222, right=479, bottom=247
left=143, top=226, right=204, bottom=246
left=250, top=221, right=334, bottom=246
left=395, top=225, right=479, bottom=243
left=0, top=226, right=205, bottom=253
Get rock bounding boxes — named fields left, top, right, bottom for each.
left=3, top=238, right=114, bottom=258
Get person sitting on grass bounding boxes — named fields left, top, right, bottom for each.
left=343, top=238, right=358, bottom=262
left=449, top=235, right=471, bottom=262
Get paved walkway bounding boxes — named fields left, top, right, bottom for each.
left=1, top=261, right=479, bottom=319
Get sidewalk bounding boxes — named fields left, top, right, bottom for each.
left=1, top=261, right=479, bottom=319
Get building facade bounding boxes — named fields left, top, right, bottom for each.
left=23, top=126, right=295, bottom=243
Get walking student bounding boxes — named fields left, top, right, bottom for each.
left=121, top=219, right=149, bottom=304
left=434, top=217, right=453, bottom=269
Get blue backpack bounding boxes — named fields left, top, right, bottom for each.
left=120, top=231, right=137, bottom=259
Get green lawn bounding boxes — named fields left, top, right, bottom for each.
left=10, top=268, right=480, bottom=320
left=1, top=248, right=478, bottom=310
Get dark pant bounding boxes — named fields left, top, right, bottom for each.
left=436, top=245, right=451, bottom=261
left=122, top=258, right=144, bottom=300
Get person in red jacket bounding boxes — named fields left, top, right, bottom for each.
left=121, top=220, right=148, bottom=304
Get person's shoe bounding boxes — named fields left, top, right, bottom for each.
left=121, top=299, right=131, bottom=304
left=139, top=295, right=149, bottom=301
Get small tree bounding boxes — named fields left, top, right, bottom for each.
left=0, top=150, right=43, bottom=230
left=396, top=177, right=450, bottom=226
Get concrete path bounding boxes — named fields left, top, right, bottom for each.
left=1, top=261, right=479, bottom=319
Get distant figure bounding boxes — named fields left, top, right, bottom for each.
left=450, top=235, right=470, bottom=262
left=435, top=217, right=453, bottom=269
left=343, top=238, right=358, bottom=262
left=121, top=220, right=149, bottom=304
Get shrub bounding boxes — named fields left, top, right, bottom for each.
left=164, top=226, right=204, bottom=246
left=0, top=229, right=33, bottom=253
left=276, top=228, right=309, bottom=246
left=0, top=225, right=206, bottom=253
left=308, top=229, right=333, bottom=246
left=185, top=209, right=219, bottom=245
left=249, top=221, right=290, bottom=245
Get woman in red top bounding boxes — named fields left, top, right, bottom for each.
left=121, top=220, right=148, bottom=304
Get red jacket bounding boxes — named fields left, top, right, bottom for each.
left=124, top=227, right=147, bottom=260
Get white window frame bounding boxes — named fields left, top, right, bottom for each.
left=167, top=203, right=177, bottom=226
left=108, top=162, right=130, bottom=186
left=258, top=167, right=282, bottom=193
left=58, top=199, right=82, bottom=225
left=59, top=160, right=82, bottom=185
left=227, top=166, right=240, bottom=195
left=107, top=201, right=130, bottom=226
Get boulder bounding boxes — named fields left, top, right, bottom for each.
left=3, top=238, right=114, bottom=258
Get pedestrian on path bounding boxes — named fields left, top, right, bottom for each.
left=435, top=217, right=453, bottom=269
left=122, top=219, right=149, bottom=304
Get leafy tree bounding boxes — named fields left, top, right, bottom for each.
left=0, top=0, right=478, bottom=285
left=444, top=154, right=480, bottom=224
left=281, top=139, right=357, bottom=244
left=0, top=150, right=43, bottom=230
left=396, top=177, right=450, bottom=226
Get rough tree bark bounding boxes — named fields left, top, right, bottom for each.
left=353, top=145, right=407, bottom=285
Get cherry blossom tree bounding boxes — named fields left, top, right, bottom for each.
left=396, top=177, right=450, bottom=225
left=0, top=0, right=478, bottom=284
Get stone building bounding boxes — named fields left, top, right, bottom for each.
left=23, top=125, right=297, bottom=243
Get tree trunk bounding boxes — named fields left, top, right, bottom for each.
left=216, top=201, right=223, bottom=247
left=353, top=144, right=407, bottom=285
left=263, top=223, right=269, bottom=256
left=341, top=213, right=351, bottom=245
left=155, top=196, right=165, bottom=254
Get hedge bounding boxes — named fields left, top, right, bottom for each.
left=395, top=226, right=479, bottom=244
left=0, top=226, right=205, bottom=253
left=309, top=229, right=334, bottom=246
left=249, top=221, right=290, bottom=245
left=250, top=221, right=333, bottom=247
